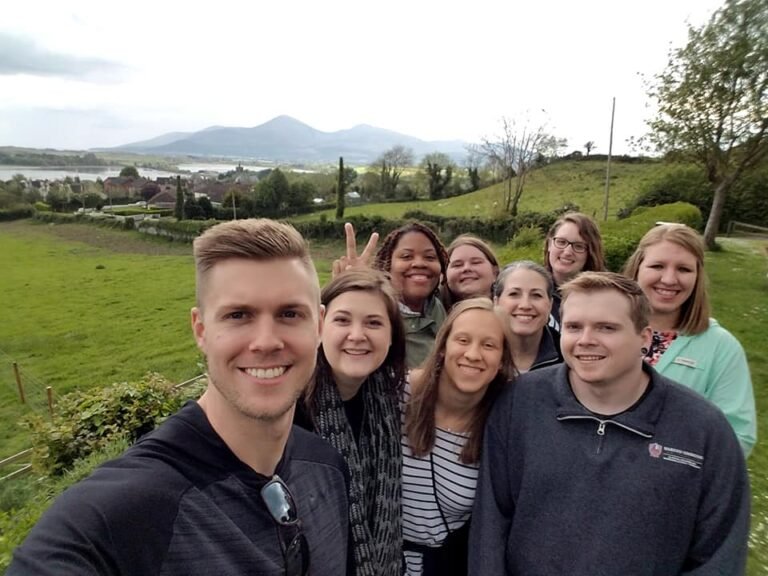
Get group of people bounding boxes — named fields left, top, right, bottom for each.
left=9, top=212, right=756, bottom=575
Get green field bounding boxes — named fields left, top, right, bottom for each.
left=0, top=213, right=766, bottom=572
left=0, top=222, right=200, bottom=455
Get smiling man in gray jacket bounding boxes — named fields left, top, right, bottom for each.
left=469, top=272, right=749, bottom=575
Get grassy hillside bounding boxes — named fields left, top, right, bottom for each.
left=297, top=159, right=671, bottom=222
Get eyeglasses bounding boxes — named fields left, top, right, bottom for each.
left=552, top=237, right=588, bottom=254
left=261, top=475, right=310, bottom=576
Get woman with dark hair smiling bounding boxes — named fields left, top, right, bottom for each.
left=333, top=221, right=449, bottom=369
left=295, top=269, right=406, bottom=576
left=373, top=222, right=450, bottom=368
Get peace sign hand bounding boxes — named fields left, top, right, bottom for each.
left=331, top=222, right=379, bottom=277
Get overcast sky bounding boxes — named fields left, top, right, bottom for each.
left=0, top=0, right=725, bottom=157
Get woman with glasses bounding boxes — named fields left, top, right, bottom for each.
left=623, top=223, right=756, bottom=456
left=494, top=261, right=562, bottom=373
left=543, top=212, right=606, bottom=330
left=441, top=235, right=500, bottom=311
left=401, top=298, right=515, bottom=576
left=295, top=269, right=406, bottom=576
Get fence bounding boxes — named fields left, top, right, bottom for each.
left=726, top=220, right=768, bottom=238
left=0, top=366, right=206, bottom=483
left=0, top=449, right=32, bottom=481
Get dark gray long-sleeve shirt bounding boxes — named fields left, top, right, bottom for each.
left=9, top=401, right=349, bottom=576
left=469, top=363, right=749, bottom=576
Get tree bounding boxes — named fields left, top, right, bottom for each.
left=286, top=181, right=314, bottom=214
left=174, top=176, right=184, bottom=220
left=372, top=145, right=414, bottom=199
left=342, top=166, right=358, bottom=188
left=647, top=0, right=768, bottom=248
left=183, top=191, right=203, bottom=220
left=420, top=152, right=455, bottom=200
left=119, top=166, right=140, bottom=179
left=198, top=196, right=214, bottom=219
left=140, top=182, right=160, bottom=205
left=47, top=185, right=68, bottom=212
left=335, top=157, right=346, bottom=219
left=480, top=116, right=553, bottom=216
left=254, top=168, right=290, bottom=216
left=584, top=141, right=596, bottom=157
left=465, top=145, right=485, bottom=192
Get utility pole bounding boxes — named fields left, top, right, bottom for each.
left=603, top=97, right=616, bottom=221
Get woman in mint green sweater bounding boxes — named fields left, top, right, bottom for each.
left=623, top=223, right=756, bottom=456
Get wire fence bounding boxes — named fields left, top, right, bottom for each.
left=0, top=349, right=55, bottom=419
left=0, top=345, right=206, bottom=483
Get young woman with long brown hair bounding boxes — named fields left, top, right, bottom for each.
left=401, top=298, right=516, bottom=576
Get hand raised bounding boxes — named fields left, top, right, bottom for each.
left=331, top=222, right=379, bottom=277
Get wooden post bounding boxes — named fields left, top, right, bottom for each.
left=13, top=362, right=25, bottom=404
left=46, top=387, right=54, bottom=418
left=603, top=97, right=616, bottom=221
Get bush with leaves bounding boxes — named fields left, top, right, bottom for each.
left=621, top=163, right=768, bottom=231
left=510, top=225, right=543, bottom=248
left=23, top=373, right=197, bottom=477
left=0, top=206, right=34, bottom=221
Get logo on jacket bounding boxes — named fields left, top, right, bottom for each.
left=647, top=442, right=703, bottom=469
left=648, top=443, right=663, bottom=458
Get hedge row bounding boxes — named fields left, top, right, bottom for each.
left=0, top=206, right=34, bottom=222
left=33, top=211, right=138, bottom=231
left=32, top=202, right=703, bottom=275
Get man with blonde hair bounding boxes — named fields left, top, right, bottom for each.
left=470, top=271, right=749, bottom=575
left=10, top=219, right=349, bottom=576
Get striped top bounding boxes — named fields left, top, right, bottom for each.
left=401, top=383, right=479, bottom=576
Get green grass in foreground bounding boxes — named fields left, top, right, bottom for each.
left=707, top=238, right=768, bottom=573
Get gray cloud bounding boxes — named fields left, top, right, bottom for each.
left=0, top=32, right=129, bottom=82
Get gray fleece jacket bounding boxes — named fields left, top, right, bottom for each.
left=469, top=363, right=749, bottom=576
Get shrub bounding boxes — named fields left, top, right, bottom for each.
left=510, top=225, right=543, bottom=248
left=601, top=202, right=702, bottom=271
left=624, top=163, right=768, bottom=230
left=23, top=373, right=192, bottom=476
left=0, top=206, right=34, bottom=222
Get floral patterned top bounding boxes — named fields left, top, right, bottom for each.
left=644, top=329, right=678, bottom=366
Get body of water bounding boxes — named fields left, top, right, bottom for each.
left=0, top=166, right=181, bottom=182
left=0, top=162, right=311, bottom=182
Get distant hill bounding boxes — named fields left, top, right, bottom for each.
left=107, top=115, right=470, bottom=164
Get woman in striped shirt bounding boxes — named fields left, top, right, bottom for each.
left=401, top=297, right=516, bottom=576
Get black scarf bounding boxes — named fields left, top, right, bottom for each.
left=311, top=359, right=403, bottom=576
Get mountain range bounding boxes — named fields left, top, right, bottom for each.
left=107, top=116, right=470, bottom=164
